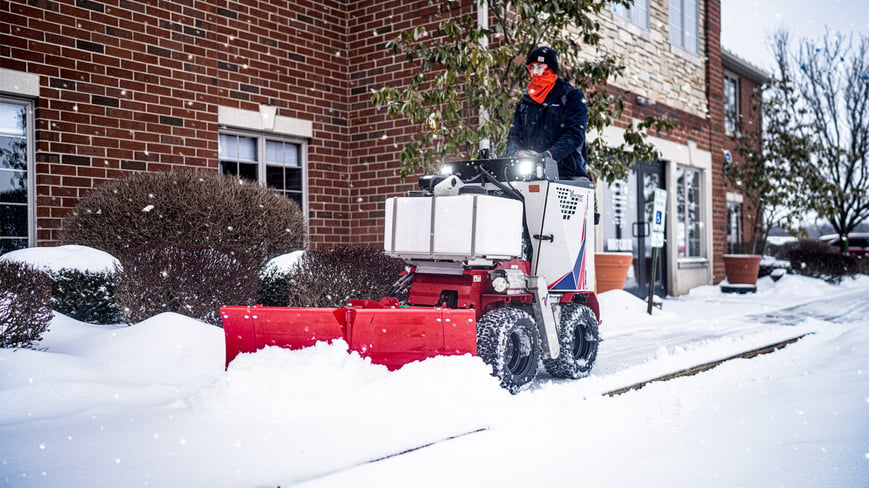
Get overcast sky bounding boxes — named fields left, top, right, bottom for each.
left=720, top=0, right=869, bottom=71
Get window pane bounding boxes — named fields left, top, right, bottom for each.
left=1, top=237, right=28, bottom=255
left=676, top=167, right=702, bottom=257
left=683, top=0, right=698, bottom=52
left=0, top=103, right=25, bottom=136
left=0, top=135, right=27, bottom=170
left=266, top=165, right=285, bottom=190
left=669, top=0, right=683, bottom=46
left=237, top=136, right=256, bottom=162
left=218, top=133, right=236, bottom=159
left=0, top=170, right=27, bottom=203
left=0, top=100, right=30, bottom=252
left=724, top=76, right=738, bottom=134
left=266, top=140, right=299, bottom=167
left=632, top=0, right=649, bottom=28
left=0, top=204, right=27, bottom=236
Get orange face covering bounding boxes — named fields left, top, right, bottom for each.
left=528, top=70, right=557, bottom=104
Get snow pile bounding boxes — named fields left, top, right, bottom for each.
left=0, top=267, right=867, bottom=487
left=0, top=245, right=118, bottom=273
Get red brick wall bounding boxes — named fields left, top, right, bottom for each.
left=1, top=0, right=352, bottom=245
left=344, top=0, right=475, bottom=247
left=704, top=0, right=726, bottom=282
left=0, top=0, right=475, bottom=248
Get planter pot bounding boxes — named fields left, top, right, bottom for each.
left=721, top=254, right=762, bottom=293
left=594, top=252, right=633, bottom=293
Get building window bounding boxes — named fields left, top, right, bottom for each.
left=612, top=0, right=649, bottom=29
left=726, top=199, right=743, bottom=254
left=218, top=131, right=305, bottom=210
left=0, top=98, right=33, bottom=256
left=676, top=166, right=703, bottom=257
left=724, top=73, right=739, bottom=135
left=669, top=0, right=698, bottom=53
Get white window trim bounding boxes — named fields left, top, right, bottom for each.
left=1, top=69, right=38, bottom=250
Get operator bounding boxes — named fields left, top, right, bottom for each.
left=506, top=46, right=589, bottom=180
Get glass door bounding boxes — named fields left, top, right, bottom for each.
left=601, top=160, right=667, bottom=298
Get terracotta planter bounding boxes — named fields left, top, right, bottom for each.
left=594, top=252, right=633, bottom=293
left=721, top=254, right=762, bottom=293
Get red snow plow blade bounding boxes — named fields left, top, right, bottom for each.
left=221, top=300, right=477, bottom=370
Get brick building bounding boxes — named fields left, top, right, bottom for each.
left=721, top=47, right=769, bottom=254
left=0, top=0, right=763, bottom=296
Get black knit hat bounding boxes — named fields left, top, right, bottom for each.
left=526, top=46, right=558, bottom=74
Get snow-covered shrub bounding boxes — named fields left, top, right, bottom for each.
left=60, top=170, right=306, bottom=267
left=0, top=260, right=53, bottom=348
left=785, top=239, right=862, bottom=284
left=259, top=266, right=292, bottom=307
left=114, top=246, right=259, bottom=326
left=49, top=269, right=123, bottom=324
left=284, top=246, right=405, bottom=308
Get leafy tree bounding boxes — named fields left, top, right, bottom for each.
left=771, top=30, right=869, bottom=253
left=371, top=0, right=674, bottom=183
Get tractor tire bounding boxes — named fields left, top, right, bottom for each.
left=476, top=307, right=541, bottom=393
left=542, top=303, right=599, bottom=379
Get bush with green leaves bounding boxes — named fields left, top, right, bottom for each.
left=114, top=246, right=260, bottom=326
left=61, top=170, right=306, bottom=267
left=282, top=246, right=406, bottom=308
left=49, top=269, right=123, bottom=324
left=0, top=260, right=53, bottom=348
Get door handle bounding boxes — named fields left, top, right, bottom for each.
left=632, top=222, right=649, bottom=238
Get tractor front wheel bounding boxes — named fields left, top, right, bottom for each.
left=543, top=303, right=599, bottom=379
left=476, top=307, right=541, bottom=393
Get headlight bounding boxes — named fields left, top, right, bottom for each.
left=516, top=158, right=536, bottom=176
left=439, top=164, right=455, bottom=176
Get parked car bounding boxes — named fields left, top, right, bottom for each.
left=819, top=233, right=869, bottom=255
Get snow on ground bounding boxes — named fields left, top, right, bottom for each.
left=1, top=248, right=867, bottom=487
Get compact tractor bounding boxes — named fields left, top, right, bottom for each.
left=221, top=156, right=601, bottom=393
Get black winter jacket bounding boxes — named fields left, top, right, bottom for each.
left=506, top=78, right=588, bottom=178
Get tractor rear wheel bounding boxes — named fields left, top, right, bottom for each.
left=543, top=303, right=599, bottom=379
left=476, top=307, right=541, bottom=393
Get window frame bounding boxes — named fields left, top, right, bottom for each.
left=669, top=0, right=699, bottom=54
left=676, top=165, right=704, bottom=258
left=724, top=72, right=740, bottom=136
left=726, top=196, right=744, bottom=254
left=612, top=0, right=649, bottom=30
left=0, top=96, right=35, bottom=255
left=218, top=128, right=308, bottom=212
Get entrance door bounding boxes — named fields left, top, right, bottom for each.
left=626, top=160, right=667, bottom=298
left=601, top=160, right=667, bottom=298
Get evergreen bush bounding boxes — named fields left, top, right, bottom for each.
left=114, top=246, right=260, bottom=326
left=284, top=246, right=405, bottom=308
left=49, top=269, right=123, bottom=324
left=0, top=261, right=53, bottom=348
left=61, top=170, right=306, bottom=267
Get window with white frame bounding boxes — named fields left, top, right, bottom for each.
left=669, top=0, right=698, bottom=53
left=726, top=198, right=744, bottom=254
left=676, top=166, right=703, bottom=258
left=724, top=73, right=739, bottom=135
left=0, top=98, right=33, bottom=256
left=218, top=131, right=305, bottom=209
left=612, top=0, right=649, bottom=29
